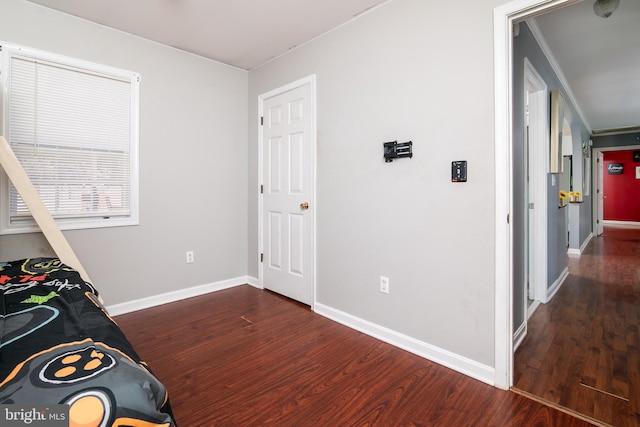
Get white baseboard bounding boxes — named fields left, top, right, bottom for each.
left=568, top=232, right=594, bottom=256
left=603, top=220, right=640, bottom=228
left=580, top=233, right=595, bottom=253
left=546, top=267, right=568, bottom=302
left=246, top=275, right=260, bottom=288
left=580, top=232, right=594, bottom=253
left=107, top=276, right=260, bottom=316
left=513, top=321, right=527, bottom=352
left=314, top=302, right=495, bottom=386
left=527, top=299, right=541, bottom=320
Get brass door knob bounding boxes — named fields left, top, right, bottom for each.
left=300, top=202, right=309, bottom=210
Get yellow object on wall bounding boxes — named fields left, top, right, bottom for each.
left=559, top=190, right=583, bottom=205
left=570, top=191, right=582, bottom=202
left=559, top=190, right=568, bottom=207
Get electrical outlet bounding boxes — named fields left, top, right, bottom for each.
left=380, top=276, right=389, bottom=294
left=186, top=251, right=194, bottom=264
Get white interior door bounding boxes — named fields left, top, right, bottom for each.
left=597, top=151, right=604, bottom=235
left=260, top=77, right=315, bottom=305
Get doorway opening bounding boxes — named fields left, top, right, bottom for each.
left=592, top=144, right=640, bottom=234
left=493, top=0, right=583, bottom=390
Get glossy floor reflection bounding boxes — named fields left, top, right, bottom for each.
left=514, top=226, right=640, bottom=427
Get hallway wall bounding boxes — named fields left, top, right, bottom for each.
left=511, top=21, right=591, bottom=334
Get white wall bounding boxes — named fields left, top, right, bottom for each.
left=0, top=0, right=249, bottom=305
left=249, top=0, right=503, bottom=368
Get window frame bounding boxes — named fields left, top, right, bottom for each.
left=0, top=43, right=140, bottom=235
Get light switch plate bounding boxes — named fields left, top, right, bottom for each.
left=452, top=161, right=467, bottom=182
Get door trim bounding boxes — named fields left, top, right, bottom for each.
left=524, top=58, right=549, bottom=314
left=592, top=144, right=640, bottom=235
left=257, top=75, right=317, bottom=310
left=524, top=58, right=548, bottom=309
left=493, top=0, right=581, bottom=390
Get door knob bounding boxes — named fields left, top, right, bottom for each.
left=300, top=202, right=309, bottom=210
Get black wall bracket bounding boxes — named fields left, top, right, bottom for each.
left=384, top=140, right=413, bottom=163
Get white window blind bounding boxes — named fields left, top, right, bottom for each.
left=1, top=44, right=140, bottom=233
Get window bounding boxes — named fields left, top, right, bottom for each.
left=0, top=43, right=140, bottom=234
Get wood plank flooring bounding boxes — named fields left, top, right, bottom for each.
left=115, top=286, right=592, bottom=426
left=514, top=226, right=640, bottom=427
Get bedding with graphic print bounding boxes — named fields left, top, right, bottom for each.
left=0, top=257, right=176, bottom=427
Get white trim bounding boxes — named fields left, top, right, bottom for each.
left=106, top=277, right=259, bottom=316
left=523, top=57, right=548, bottom=308
left=546, top=267, right=568, bottom=302
left=526, top=299, right=541, bottom=320
left=315, top=302, right=495, bottom=386
left=513, top=321, right=527, bottom=352
left=493, top=1, right=514, bottom=391
left=246, top=275, right=260, bottom=288
left=581, top=232, right=594, bottom=252
left=567, top=247, right=581, bottom=256
left=604, top=220, right=640, bottom=228
left=567, top=232, right=592, bottom=256
left=590, top=143, right=640, bottom=154
left=257, top=75, right=317, bottom=310
left=595, top=151, right=604, bottom=235
left=494, top=0, right=581, bottom=391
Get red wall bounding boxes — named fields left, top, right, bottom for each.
left=603, top=150, right=640, bottom=222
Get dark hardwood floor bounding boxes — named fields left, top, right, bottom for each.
left=514, top=226, right=640, bottom=427
left=115, top=286, right=592, bottom=426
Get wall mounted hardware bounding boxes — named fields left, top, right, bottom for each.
left=384, top=140, right=413, bottom=162
left=608, top=163, right=623, bottom=175
left=451, top=161, right=467, bottom=182
left=380, top=276, right=389, bottom=294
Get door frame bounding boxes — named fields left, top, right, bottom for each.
left=493, top=0, right=581, bottom=389
left=592, top=144, right=640, bottom=234
left=257, top=75, right=317, bottom=309
left=523, top=57, right=548, bottom=315
left=596, top=150, right=605, bottom=236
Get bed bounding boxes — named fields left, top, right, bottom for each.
left=0, top=257, right=176, bottom=427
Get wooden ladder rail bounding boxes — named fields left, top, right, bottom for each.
left=0, top=135, right=92, bottom=284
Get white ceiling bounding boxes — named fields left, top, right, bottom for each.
left=24, top=0, right=389, bottom=71
left=533, top=0, right=640, bottom=134
left=25, top=0, right=640, bottom=134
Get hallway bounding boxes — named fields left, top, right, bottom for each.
left=514, top=226, right=640, bottom=426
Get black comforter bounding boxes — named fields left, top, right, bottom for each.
left=0, top=258, right=175, bottom=426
